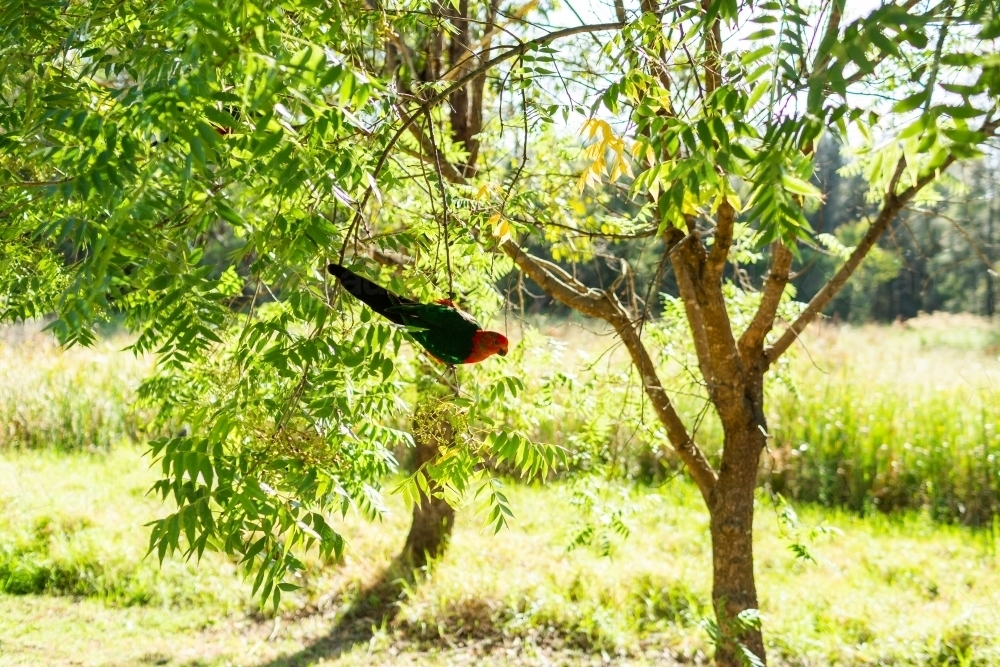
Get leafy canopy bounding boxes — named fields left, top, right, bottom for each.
left=4, top=0, right=1000, bottom=608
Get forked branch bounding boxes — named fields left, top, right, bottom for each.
left=768, top=109, right=1000, bottom=362
left=502, top=240, right=718, bottom=500
left=764, top=146, right=979, bottom=363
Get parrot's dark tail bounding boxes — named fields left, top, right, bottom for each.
left=328, top=263, right=413, bottom=325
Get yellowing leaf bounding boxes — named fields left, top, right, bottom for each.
left=728, top=189, right=743, bottom=213
left=610, top=161, right=623, bottom=183
left=718, top=181, right=743, bottom=213
left=489, top=214, right=511, bottom=241
left=578, top=120, right=634, bottom=190
left=580, top=118, right=612, bottom=140
left=681, top=191, right=700, bottom=216
left=711, top=190, right=723, bottom=214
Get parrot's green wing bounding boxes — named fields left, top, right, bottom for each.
left=386, top=303, right=481, bottom=330
left=386, top=303, right=481, bottom=364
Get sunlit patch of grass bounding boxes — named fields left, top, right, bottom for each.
left=0, top=446, right=251, bottom=611
left=287, top=472, right=1000, bottom=666
left=768, top=315, right=1000, bottom=525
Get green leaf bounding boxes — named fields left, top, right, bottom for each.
left=981, top=19, right=1000, bottom=40
left=747, top=81, right=770, bottom=109
left=892, top=90, right=928, bottom=114
left=741, top=46, right=772, bottom=65
left=252, top=132, right=283, bottom=158
left=781, top=174, right=822, bottom=199
left=290, top=45, right=325, bottom=72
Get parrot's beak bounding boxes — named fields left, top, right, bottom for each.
left=498, top=349, right=507, bottom=357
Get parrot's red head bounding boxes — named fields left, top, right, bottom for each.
left=465, top=330, right=509, bottom=363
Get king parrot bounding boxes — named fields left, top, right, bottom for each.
left=328, top=263, right=509, bottom=365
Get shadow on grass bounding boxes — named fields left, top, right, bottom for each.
left=255, top=557, right=420, bottom=667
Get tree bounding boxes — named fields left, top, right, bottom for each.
left=0, top=0, right=547, bottom=611
left=373, top=1, right=1000, bottom=664
left=4, top=1, right=1000, bottom=666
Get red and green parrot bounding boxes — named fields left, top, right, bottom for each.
left=328, top=263, right=509, bottom=365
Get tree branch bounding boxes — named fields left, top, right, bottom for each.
left=766, top=149, right=966, bottom=363
left=502, top=239, right=718, bottom=500
left=811, top=0, right=841, bottom=73
left=440, top=0, right=537, bottom=82
left=398, top=107, right=466, bottom=184
left=700, top=0, right=723, bottom=95
left=614, top=0, right=626, bottom=24
left=738, top=243, right=792, bottom=366
left=502, top=240, right=609, bottom=318
left=615, top=311, right=718, bottom=501
left=738, top=243, right=792, bottom=365
left=706, top=199, right=736, bottom=279
left=369, top=246, right=414, bottom=268
left=669, top=238, right=715, bottom=383
left=345, top=21, right=625, bottom=252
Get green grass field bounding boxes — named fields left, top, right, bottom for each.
left=2, top=316, right=1000, bottom=666
left=2, top=445, right=999, bottom=666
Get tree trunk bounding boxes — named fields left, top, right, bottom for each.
left=710, top=417, right=767, bottom=666
left=401, top=370, right=457, bottom=568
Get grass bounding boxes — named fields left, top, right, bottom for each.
left=0, top=446, right=249, bottom=609
left=3, top=314, right=1000, bottom=665
left=2, top=445, right=1000, bottom=666
left=767, top=314, right=1000, bottom=525
left=0, top=324, right=152, bottom=450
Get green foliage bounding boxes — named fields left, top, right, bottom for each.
left=139, top=320, right=411, bottom=609
left=6, top=0, right=1000, bottom=611
left=394, top=370, right=566, bottom=535
left=0, top=0, right=546, bottom=605
left=566, top=0, right=1000, bottom=250
left=0, top=242, right=67, bottom=322
left=566, top=477, right=640, bottom=557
